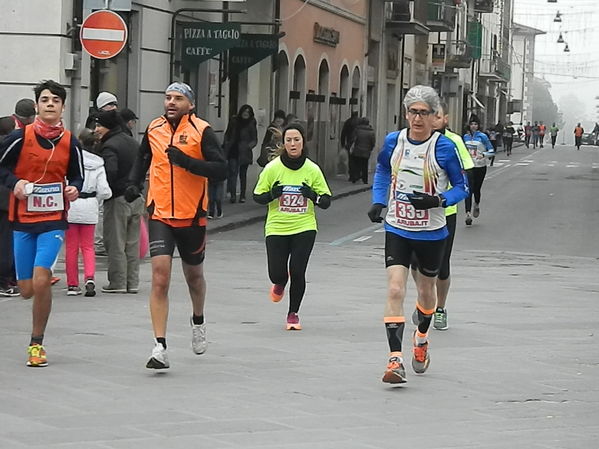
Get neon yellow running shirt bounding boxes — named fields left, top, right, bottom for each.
left=254, top=157, right=332, bottom=236
left=444, top=129, right=473, bottom=216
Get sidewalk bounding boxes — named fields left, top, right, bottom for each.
left=207, top=163, right=371, bottom=233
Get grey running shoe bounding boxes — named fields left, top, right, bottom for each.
left=412, top=331, right=430, bottom=374
left=433, top=308, right=448, bottom=330
left=67, top=286, right=82, bottom=296
left=146, top=343, right=169, bottom=369
left=191, top=319, right=207, bottom=354
left=473, top=203, right=480, bottom=218
left=101, top=285, right=126, bottom=294
left=382, top=356, right=407, bottom=384
left=411, top=308, right=419, bottom=326
left=465, top=213, right=473, bottom=226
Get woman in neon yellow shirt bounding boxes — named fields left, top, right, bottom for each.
left=253, top=123, right=332, bottom=330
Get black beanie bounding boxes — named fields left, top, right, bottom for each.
left=96, top=110, right=122, bottom=130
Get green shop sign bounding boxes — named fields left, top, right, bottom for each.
left=228, top=33, right=279, bottom=77
left=180, top=22, right=241, bottom=68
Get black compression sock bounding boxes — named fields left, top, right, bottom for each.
left=417, top=309, right=433, bottom=334
left=156, top=337, right=167, bottom=349
left=385, top=320, right=405, bottom=353
left=192, top=314, right=204, bottom=325
left=30, top=335, right=44, bottom=346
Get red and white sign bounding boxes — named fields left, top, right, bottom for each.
left=80, top=10, right=128, bottom=60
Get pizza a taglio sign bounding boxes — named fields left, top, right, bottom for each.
left=180, top=22, right=241, bottom=67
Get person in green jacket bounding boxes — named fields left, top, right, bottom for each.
left=253, top=123, right=332, bottom=330
left=411, top=101, right=473, bottom=330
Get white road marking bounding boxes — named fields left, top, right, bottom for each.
left=353, top=235, right=373, bottom=242
left=330, top=224, right=381, bottom=246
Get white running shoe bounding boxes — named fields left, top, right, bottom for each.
left=146, top=343, right=169, bottom=369
left=191, top=319, right=207, bottom=355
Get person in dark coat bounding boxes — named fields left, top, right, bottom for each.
left=94, top=110, right=144, bottom=294
left=340, top=111, right=359, bottom=179
left=349, top=117, right=376, bottom=184
left=0, top=116, right=18, bottom=296
left=223, top=104, right=257, bottom=203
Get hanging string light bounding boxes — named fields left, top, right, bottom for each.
left=547, top=0, right=557, bottom=3
left=557, top=32, right=564, bottom=43
left=554, top=11, right=562, bottom=22
left=564, top=43, right=570, bottom=52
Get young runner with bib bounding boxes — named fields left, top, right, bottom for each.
left=253, top=123, right=331, bottom=331
left=0, top=80, right=84, bottom=367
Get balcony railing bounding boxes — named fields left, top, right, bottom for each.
left=480, top=54, right=511, bottom=82
left=385, top=1, right=430, bottom=35
left=427, top=0, right=457, bottom=32
left=446, top=40, right=473, bottom=69
left=473, top=0, right=493, bottom=13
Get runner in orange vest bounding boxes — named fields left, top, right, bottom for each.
left=127, top=82, right=227, bottom=370
left=574, top=124, right=584, bottom=150
left=538, top=122, right=546, bottom=148
left=0, top=80, right=84, bottom=367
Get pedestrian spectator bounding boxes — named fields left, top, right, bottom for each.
left=285, top=113, right=298, bottom=125
left=340, top=111, right=359, bottom=180
left=257, top=109, right=286, bottom=167
left=503, top=121, right=515, bottom=156
left=224, top=104, right=257, bottom=203
left=126, top=81, right=227, bottom=369
left=549, top=123, right=559, bottom=149
left=120, top=108, right=139, bottom=132
left=574, top=123, right=584, bottom=150
left=532, top=121, right=540, bottom=148
left=494, top=121, right=504, bottom=149
left=64, top=129, right=112, bottom=297
left=367, top=85, right=468, bottom=384
left=85, top=91, right=118, bottom=130
left=12, top=99, right=36, bottom=130
left=0, top=116, right=19, bottom=297
left=524, top=121, right=532, bottom=148
left=348, top=117, right=376, bottom=184
left=0, top=79, right=84, bottom=367
left=253, top=122, right=332, bottom=330
left=94, top=110, right=144, bottom=294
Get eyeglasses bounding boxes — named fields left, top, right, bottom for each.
left=407, top=108, right=432, bottom=118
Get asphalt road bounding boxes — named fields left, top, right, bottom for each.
left=0, top=143, right=597, bottom=448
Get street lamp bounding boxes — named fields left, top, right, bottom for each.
left=557, top=32, right=564, bottom=43
left=554, top=11, right=562, bottom=22
left=564, top=43, right=570, bottom=52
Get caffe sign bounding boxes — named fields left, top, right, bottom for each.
left=180, top=22, right=241, bottom=67
left=313, top=22, right=339, bottom=47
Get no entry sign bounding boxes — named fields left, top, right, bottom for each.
left=80, top=10, right=128, bottom=59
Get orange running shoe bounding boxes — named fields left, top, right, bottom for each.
left=51, top=277, right=60, bottom=286
left=270, top=284, right=285, bottom=303
left=412, top=331, right=430, bottom=374
left=382, top=356, right=407, bottom=384
left=27, top=344, right=48, bottom=367
left=286, top=312, right=302, bottom=330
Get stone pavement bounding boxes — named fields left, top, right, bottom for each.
left=0, top=231, right=598, bottom=447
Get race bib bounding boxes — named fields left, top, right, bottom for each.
left=394, top=196, right=429, bottom=227
left=26, top=183, right=64, bottom=213
left=278, top=186, right=308, bottom=214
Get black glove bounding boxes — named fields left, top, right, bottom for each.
left=407, top=191, right=441, bottom=210
left=270, top=181, right=283, bottom=200
left=124, top=185, right=141, bottom=203
left=367, top=203, right=385, bottom=223
left=166, top=146, right=191, bottom=170
left=299, top=182, right=318, bottom=202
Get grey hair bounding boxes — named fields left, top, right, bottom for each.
left=403, top=85, right=441, bottom=113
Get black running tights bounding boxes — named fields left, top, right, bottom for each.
left=465, top=166, right=487, bottom=213
left=265, top=230, right=316, bottom=314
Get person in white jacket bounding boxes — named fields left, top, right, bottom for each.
left=65, top=130, right=112, bottom=296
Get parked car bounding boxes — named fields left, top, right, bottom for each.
left=581, top=133, right=599, bottom=146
